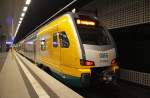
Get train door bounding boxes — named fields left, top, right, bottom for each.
left=59, top=31, right=79, bottom=66
left=33, top=40, right=36, bottom=63
left=51, top=31, right=61, bottom=72
left=35, top=37, right=40, bottom=63
left=58, top=19, right=81, bottom=69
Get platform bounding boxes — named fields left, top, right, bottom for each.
left=0, top=50, right=150, bottom=98
left=0, top=51, right=30, bottom=98
left=0, top=50, right=82, bottom=98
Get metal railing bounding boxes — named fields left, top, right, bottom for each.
left=120, top=68, right=150, bottom=87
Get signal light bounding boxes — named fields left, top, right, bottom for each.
left=84, top=60, right=95, bottom=66
left=111, top=58, right=119, bottom=73
left=111, top=59, right=117, bottom=64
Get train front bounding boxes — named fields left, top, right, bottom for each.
left=74, top=13, right=119, bottom=87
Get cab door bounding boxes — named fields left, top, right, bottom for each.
left=51, top=31, right=61, bottom=72
left=59, top=31, right=79, bottom=67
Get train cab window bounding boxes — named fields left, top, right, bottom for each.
left=59, top=32, right=70, bottom=48
left=74, top=16, right=111, bottom=45
left=77, top=26, right=111, bottom=45
left=53, top=33, right=58, bottom=47
left=40, top=40, right=46, bottom=51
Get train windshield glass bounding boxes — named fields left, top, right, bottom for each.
left=77, top=26, right=111, bottom=45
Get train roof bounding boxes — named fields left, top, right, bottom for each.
left=20, top=12, right=100, bottom=42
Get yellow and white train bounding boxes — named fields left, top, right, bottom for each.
left=16, top=12, right=119, bottom=87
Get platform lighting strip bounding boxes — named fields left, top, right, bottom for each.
left=14, top=0, right=31, bottom=38
left=15, top=0, right=77, bottom=40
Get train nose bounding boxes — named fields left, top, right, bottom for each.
left=80, top=73, right=91, bottom=88
left=102, top=75, right=112, bottom=81
left=101, top=71, right=113, bottom=83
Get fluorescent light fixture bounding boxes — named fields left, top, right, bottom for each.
left=19, top=21, right=22, bottom=24
left=20, top=17, right=23, bottom=21
left=23, top=6, right=28, bottom=12
left=14, top=24, right=20, bottom=37
left=26, top=0, right=31, bottom=5
left=21, top=12, right=25, bottom=17
left=18, top=23, right=21, bottom=26
left=72, top=8, right=76, bottom=13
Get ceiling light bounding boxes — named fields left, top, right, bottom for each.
left=23, top=6, right=28, bottom=12
left=19, top=21, right=22, bottom=24
left=21, top=13, right=25, bottom=17
left=26, top=0, right=31, bottom=5
left=20, top=18, right=23, bottom=21
left=72, top=8, right=76, bottom=13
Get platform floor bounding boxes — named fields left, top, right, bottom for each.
left=0, top=52, right=7, bottom=71
left=0, top=50, right=150, bottom=98
left=0, top=51, right=30, bottom=98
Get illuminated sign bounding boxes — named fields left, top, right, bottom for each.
left=26, top=41, right=33, bottom=45
left=76, top=19, right=95, bottom=26
left=6, top=41, right=12, bottom=45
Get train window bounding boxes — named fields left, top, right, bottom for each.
left=77, top=26, right=111, bottom=45
left=53, top=33, right=58, bottom=47
left=40, top=40, right=46, bottom=51
left=59, top=32, right=70, bottom=48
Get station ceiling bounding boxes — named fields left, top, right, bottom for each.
left=0, top=0, right=92, bottom=43
left=1, top=0, right=144, bottom=43
left=4, top=0, right=92, bottom=42
left=12, top=0, right=92, bottom=43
